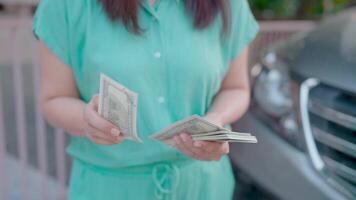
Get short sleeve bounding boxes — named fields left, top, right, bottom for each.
left=224, top=0, right=259, bottom=62
left=33, top=0, right=74, bottom=69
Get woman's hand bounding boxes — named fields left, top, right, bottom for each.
left=83, top=95, right=124, bottom=145
left=174, top=113, right=230, bottom=161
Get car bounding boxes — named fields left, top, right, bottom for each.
left=230, top=8, right=356, bottom=200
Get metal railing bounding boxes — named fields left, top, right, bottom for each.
left=0, top=10, right=316, bottom=200
left=0, top=12, right=68, bottom=200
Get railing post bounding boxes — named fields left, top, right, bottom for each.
left=32, top=35, right=49, bottom=200
left=11, top=24, right=29, bottom=200
left=55, top=129, right=68, bottom=200
left=0, top=71, right=8, bottom=200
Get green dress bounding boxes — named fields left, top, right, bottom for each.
left=33, top=0, right=259, bottom=199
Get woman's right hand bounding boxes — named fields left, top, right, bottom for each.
left=83, top=95, right=124, bottom=145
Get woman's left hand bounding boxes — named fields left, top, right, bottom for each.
left=174, top=114, right=230, bottom=161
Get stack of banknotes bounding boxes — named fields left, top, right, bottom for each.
left=98, top=74, right=142, bottom=143
left=98, top=73, right=257, bottom=145
left=150, top=115, right=257, bottom=146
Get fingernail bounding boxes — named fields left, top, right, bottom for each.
left=194, top=141, right=203, bottom=148
left=111, top=128, right=120, bottom=137
left=180, top=134, right=187, bottom=142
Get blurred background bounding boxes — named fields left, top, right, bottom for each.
left=0, top=0, right=355, bottom=200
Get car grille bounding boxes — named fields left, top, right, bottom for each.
left=308, top=83, right=356, bottom=197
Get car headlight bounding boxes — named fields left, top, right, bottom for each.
left=251, top=52, right=303, bottom=150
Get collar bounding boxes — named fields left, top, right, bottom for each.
left=147, top=0, right=181, bottom=4
left=140, top=0, right=181, bottom=17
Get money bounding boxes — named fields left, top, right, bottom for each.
left=98, top=73, right=142, bottom=143
left=151, top=115, right=257, bottom=146
left=192, top=133, right=258, bottom=143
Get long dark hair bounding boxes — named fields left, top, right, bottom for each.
left=98, top=0, right=231, bottom=35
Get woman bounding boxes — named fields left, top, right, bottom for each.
left=33, top=0, right=259, bottom=199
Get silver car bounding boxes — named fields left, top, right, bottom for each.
left=230, top=8, right=356, bottom=200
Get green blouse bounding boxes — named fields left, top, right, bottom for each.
left=33, top=0, right=259, bottom=168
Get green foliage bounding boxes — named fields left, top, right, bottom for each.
left=249, top=0, right=353, bottom=20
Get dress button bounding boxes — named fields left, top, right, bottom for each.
left=154, top=51, right=161, bottom=59
left=157, top=96, right=165, bottom=104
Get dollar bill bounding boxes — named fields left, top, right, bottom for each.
left=151, top=115, right=225, bottom=141
left=192, top=133, right=258, bottom=143
left=151, top=115, right=257, bottom=145
left=191, top=131, right=252, bottom=137
left=98, top=73, right=142, bottom=143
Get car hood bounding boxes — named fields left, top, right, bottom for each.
left=288, top=8, right=356, bottom=95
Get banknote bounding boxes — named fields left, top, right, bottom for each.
left=151, top=115, right=227, bottom=141
left=151, top=115, right=257, bottom=145
left=98, top=73, right=142, bottom=143
left=192, top=133, right=258, bottom=143
left=159, top=132, right=257, bottom=146
left=192, top=131, right=252, bottom=137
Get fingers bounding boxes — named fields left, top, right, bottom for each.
left=87, top=134, right=118, bottom=145
left=92, top=95, right=99, bottom=111
left=221, top=142, right=230, bottom=154
left=86, top=124, right=123, bottom=143
left=179, top=134, right=211, bottom=159
left=174, top=133, right=229, bottom=161
left=195, top=141, right=229, bottom=154
left=195, top=141, right=223, bottom=161
left=174, top=135, right=198, bottom=159
left=84, top=96, right=120, bottom=137
left=83, top=95, right=124, bottom=145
